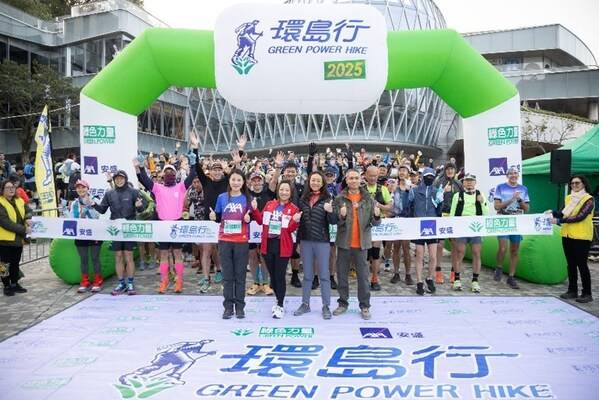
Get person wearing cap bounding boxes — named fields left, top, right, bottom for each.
left=135, top=134, right=199, bottom=294
left=194, top=148, right=243, bottom=286
left=322, top=145, right=354, bottom=290
left=450, top=173, right=489, bottom=293
left=364, top=165, right=393, bottom=291
left=68, top=179, right=103, bottom=293
left=434, top=162, right=463, bottom=284
left=246, top=170, right=275, bottom=296
left=493, top=166, right=530, bottom=289
left=409, top=168, right=420, bottom=187
left=94, top=168, right=145, bottom=295
left=271, top=151, right=305, bottom=288
left=408, top=166, right=443, bottom=296
left=388, top=165, right=414, bottom=285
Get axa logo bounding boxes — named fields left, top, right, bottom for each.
left=420, top=220, right=436, bottom=237
left=360, top=327, right=393, bottom=339
left=115, top=340, right=216, bottom=399
left=84, top=156, right=98, bottom=175
left=231, top=20, right=262, bottom=75
left=488, top=157, right=508, bottom=176
left=224, top=203, right=244, bottom=213
left=62, top=220, right=77, bottom=237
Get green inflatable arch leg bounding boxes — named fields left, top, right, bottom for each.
left=49, top=239, right=116, bottom=285
left=447, top=226, right=567, bottom=284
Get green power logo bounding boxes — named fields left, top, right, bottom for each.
left=122, top=223, right=153, bottom=239
left=107, top=225, right=120, bottom=236
left=258, top=327, right=314, bottom=338
left=485, top=217, right=517, bottom=234
left=469, top=221, right=483, bottom=233
left=488, top=126, right=518, bottom=146
left=83, top=125, right=116, bottom=144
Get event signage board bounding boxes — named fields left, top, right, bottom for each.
left=2, top=295, right=598, bottom=399
left=214, top=3, right=388, bottom=114
left=31, top=214, right=553, bottom=243
left=462, top=95, right=522, bottom=206
left=80, top=94, right=138, bottom=202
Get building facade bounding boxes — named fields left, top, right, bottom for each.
left=0, top=0, right=188, bottom=159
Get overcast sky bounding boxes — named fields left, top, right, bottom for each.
left=144, top=0, right=599, bottom=62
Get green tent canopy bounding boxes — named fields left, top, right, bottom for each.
left=523, top=124, right=599, bottom=175
left=523, top=124, right=599, bottom=214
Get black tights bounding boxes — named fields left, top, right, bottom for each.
left=263, top=239, right=289, bottom=307
left=562, top=237, right=592, bottom=296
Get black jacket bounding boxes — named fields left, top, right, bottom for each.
left=298, top=192, right=338, bottom=243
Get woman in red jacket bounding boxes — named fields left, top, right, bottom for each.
left=252, top=180, right=301, bottom=319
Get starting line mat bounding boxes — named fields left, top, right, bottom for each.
left=1, top=295, right=598, bottom=400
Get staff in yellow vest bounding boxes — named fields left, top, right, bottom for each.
left=549, top=175, right=595, bottom=304
left=0, top=179, right=33, bottom=296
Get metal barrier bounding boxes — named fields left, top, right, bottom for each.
left=21, top=207, right=66, bottom=265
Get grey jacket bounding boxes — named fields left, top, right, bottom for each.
left=94, top=185, right=141, bottom=220
left=334, top=187, right=381, bottom=250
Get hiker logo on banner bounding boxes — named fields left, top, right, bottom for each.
left=214, top=3, right=387, bottom=114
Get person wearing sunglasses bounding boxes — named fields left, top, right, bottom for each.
left=549, top=175, right=595, bottom=303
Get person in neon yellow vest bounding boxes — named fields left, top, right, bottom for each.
left=0, top=179, right=33, bottom=296
left=549, top=175, right=595, bottom=304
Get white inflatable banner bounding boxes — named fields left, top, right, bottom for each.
left=214, top=3, right=388, bottom=114
left=80, top=94, right=138, bottom=202
left=31, top=214, right=553, bottom=243
left=462, top=95, right=522, bottom=204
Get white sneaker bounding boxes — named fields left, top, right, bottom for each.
left=273, top=305, right=284, bottom=319
left=271, top=305, right=278, bottom=318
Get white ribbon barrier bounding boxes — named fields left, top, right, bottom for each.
left=31, top=214, right=553, bottom=243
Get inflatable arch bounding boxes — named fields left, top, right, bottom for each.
left=50, top=24, right=565, bottom=284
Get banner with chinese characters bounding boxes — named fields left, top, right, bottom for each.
left=30, top=214, right=553, bottom=243
left=214, top=3, right=387, bottom=114
left=1, top=295, right=597, bottom=400
left=80, top=94, right=138, bottom=204
left=463, top=95, right=522, bottom=207
left=33, top=105, right=58, bottom=216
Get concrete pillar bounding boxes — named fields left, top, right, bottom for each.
left=589, top=101, right=599, bottom=121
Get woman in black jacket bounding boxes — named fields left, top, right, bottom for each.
left=294, top=171, right=338, bottom=319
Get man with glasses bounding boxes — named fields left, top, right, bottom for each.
left=493, top=166, right=530, bottom=289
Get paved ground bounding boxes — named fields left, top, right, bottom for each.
left=1, top=250, right=598, bottom=341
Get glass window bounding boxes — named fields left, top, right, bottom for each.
left=85, top=40, right=102, bottom=73
left=104, top=37, right=121, bottom=65
left=0, top=41, right=6, bottom=62
left=50, top=48, right=66, bottom=76
left=9, top=44, right=28, bottom=65
left=71, top=43, right=84, bottom=76
left=31, top=53, right=49, bottom=66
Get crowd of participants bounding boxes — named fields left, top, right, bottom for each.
left=0, top=138, right=596, bottom=312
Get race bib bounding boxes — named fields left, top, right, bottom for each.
left=224, top=220, right=242, bottom=234
left=269, top=220, right=282, bottom=236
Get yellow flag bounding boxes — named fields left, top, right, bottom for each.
left=34, top=105, right=57, bottom=216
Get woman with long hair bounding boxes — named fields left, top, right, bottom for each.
left=294, top=171, right=338, bottom=319
left=210, top=169, right=253, bottom=319
left=550, top=175, right=595, bottom=303
left=252, top=180, right=301, bottom=318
